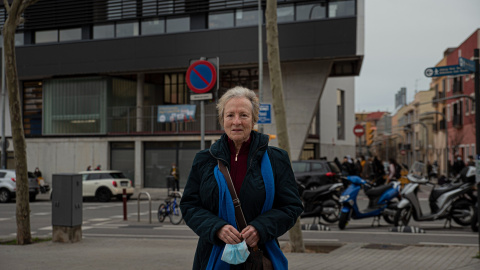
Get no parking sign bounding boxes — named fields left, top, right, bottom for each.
left=186, top=60, right=217, bottom=94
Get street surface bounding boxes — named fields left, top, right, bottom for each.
left=1, top=190, right=478, bottom=248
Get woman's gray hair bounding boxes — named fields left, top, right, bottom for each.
left=217, top=86, right=259, bottom=127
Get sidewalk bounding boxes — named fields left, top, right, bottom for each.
left=1, top=237, right=479, bottom=270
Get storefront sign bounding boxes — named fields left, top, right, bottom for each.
left=157, top=105, right=196, bottom=123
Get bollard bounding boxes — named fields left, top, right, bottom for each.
left=123, top=188, right=127, bottom=221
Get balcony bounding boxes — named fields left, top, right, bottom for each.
left=432, top=91, right=444, bottom=104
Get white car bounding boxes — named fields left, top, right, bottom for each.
left=0, top=169, right=40, bottom=203
left=79, top=170, right=134, bottom=202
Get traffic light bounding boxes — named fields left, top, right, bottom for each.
left=366, top=124, right=376, bottom=146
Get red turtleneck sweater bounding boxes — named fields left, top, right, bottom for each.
left=228, top=137, right=251, bottom=195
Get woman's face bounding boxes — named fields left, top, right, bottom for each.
left=223, top=97, right=253, bottom=146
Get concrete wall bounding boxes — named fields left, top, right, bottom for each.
left=261, top=60, right=332, bottom=160
left=319, top=77, right=356, bottom=160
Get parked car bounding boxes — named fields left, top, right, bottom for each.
left=79, top=170, right=134, bottom=202
left=0, top=169, right=40, bottom=203
left=291, top=160, right=343, bottom=191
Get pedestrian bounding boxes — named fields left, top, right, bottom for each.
left=86, top=165, right=92, bottom=171
left=387, top=158, right=400, bottom=183
left=95, top=165, right=101, bottom=171
left=362, top=157, right=374, bottom=181
left=170, top=163, right=179, bottom=191
left=467, top=155, right=475, bottom=166
left=34, top=167, right=42, bottom=178
left=180, top=86, right=303, bottom=269
left=452, top=155, right=465, bottom=176
left=372, top=156, right=386, bottom=186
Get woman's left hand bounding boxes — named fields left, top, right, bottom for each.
left=240, top=225, right=259, bottom=247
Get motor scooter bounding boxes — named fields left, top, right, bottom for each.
left=299, top=182, right=344, bottom=224
left=394, top=162, right=476, bottom=228
left=338, top=175, right=401, bottom=230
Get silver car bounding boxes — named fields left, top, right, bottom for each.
left=0, top=169, right=40, bottom=203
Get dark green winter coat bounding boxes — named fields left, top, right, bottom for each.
left=180, top=131, right=303, bottom=270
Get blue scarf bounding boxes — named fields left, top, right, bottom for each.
left=207, top=151, right=288, bottom=270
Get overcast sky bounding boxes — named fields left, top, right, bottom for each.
left=355, top=0, right=480, bottom=113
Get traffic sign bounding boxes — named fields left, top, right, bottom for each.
left=353, top=124, right=365, bottom=137
left=459, top=57, right=476, bottom=72
left=424, top=65, right=471, bottom=77
left=190, top=93, right=213, bottom=101
left=258, top=103, right=272, bottom=124
left=186, top=60, right=217, bottom=94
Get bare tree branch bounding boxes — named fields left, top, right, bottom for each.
left=3, top=0, right=11, bottom=13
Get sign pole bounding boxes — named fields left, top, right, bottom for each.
left=473, top=48, right=480, bottom=254
left=201, top=100, right=205, bottom=150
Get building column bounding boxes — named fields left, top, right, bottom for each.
left=134, top=140, right=143, bottom=188
left=136, top=73, right=145, bottom=132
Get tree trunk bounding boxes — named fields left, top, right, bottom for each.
left=265, top=0, right=304, bottom=253
left=3, top=0, right=39, bottom=245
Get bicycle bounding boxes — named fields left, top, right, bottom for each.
left=157, top=191, right=183, bottom=225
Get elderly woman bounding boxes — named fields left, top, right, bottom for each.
left=180, top=86, right=303, bottom=270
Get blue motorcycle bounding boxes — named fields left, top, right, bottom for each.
left=338, top=175, right=401, bottom=230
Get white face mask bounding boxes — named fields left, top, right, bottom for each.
left=221, top=240, right=250, bottom=265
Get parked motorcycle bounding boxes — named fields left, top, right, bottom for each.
left=299, top=182, right=344, bottom=224
left=394, top=162, right=476, bottom=228
left=338, top=175, right=401, bottom=230
left=472, top=203, right=478, bottom=232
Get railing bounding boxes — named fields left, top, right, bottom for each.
left=108, top=106, right=222, bottom=135
left=137, top=192, right=152, bottom=224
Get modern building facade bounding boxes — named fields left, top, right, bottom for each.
left=0, top=0, right=364, bottom=190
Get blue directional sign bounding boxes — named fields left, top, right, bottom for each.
left=459, top=57, right=476, bottom=72
left=424, top=65, right=472, bottom=77
left=258, top=103, right=272, bottom=124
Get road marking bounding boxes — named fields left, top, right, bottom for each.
left=303, top=230, right=475, bottom=238
left=0, top=218, right=11, bottom=221
left=418, top=242, right=478, bottom=247
left=88, top=218, right=111, bottom=222
left=32, top=212, right=50, bottom=216
left=83, top=233, right=199, bottom=240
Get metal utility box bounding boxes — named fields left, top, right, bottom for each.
left=52, top=174, right=82, bottom=227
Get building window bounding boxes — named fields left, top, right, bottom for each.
left=166, top=16, right=190, bottom=33
left=142, top=18, right=165, bottom=35
left=296, top=2, right=327, bottom=21
left=329, top=0, right=355, bottom=18
left=277, top=5, right=294, bottom=23
left=452, top=76, right=463, bottom=93
left=164, top=73, right=188, bottom=104
left=15, top=33, right=24, bottom=46
left=209, top=11, right=234, bottom=29
left=35, top=30, right=58, bottom=44
left=93, top=24, right=115, bottom=39
left=23, top=81, right=43, bottom=136
left=337, top=89, right=345, bottom=140
left=116, top=21, right=139, bottom=37
left=43, top=77, right=107, bottom=135
left=236, top=9, right=258, bottom=27
left=59, top=28, right=82, bottom=42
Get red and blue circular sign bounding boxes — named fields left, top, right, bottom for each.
left=186, top=60, right=217, bottom=94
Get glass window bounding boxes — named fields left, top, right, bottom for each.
left=277, top=5, right=294, bottom=23
left=35, top=30, right=58, bottom=44
left=43, top=77, right=107, bottom=135
left=166, top=17, right=190, bottom=33
left=142, top=0, right=158, bottom=16
left=142, top=18, right=165, bottom=35
left=116, top=21, right=139, bottom=37
left=15, top=33, right=24, bottom=46
left=209, top=11, right=234, bottom=29
left=296, top=3, right=326, bottom=21
left=291, top=162, right=309, bottom=173
left=93, top=24, right=115, bottom=39
left=329, top=0, right=355, bottom=18
left=311, top=162, right=326, bottom=172
left=236, top=9, right=258, bottom=27
left=337, top=89, right=345, bottom=140
left=59, top=28, right=82, bottom=42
